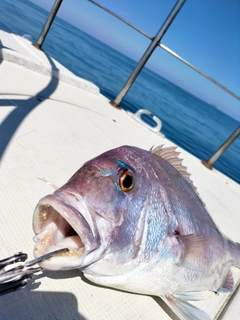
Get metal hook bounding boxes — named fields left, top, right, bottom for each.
left=0, top=248, right=69, bottom=295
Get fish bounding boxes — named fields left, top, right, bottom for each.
left=32, top=145, right=240, bottom=320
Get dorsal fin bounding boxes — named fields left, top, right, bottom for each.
left=150, top=145, right=196, bottom=190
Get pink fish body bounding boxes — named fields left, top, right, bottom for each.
left=33, top=145, right=240, bottom=320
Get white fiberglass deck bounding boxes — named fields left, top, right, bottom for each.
left=0, top=31, right=240, bottom=320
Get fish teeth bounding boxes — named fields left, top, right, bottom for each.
left=39, top=211, right=47, bottom=223
left=40, top=232, right=52, bottom=247
left=39, top=205, right=49, bottom=222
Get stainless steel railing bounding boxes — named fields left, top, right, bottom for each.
left=33, top=0, right=63, bottom=50
left=109, top=0, right=186, bottom=108
left=202, top=126, right=240, bottom=169
left=89, top=0, right=240, bottom=105
left=34, top=0, right=240, bottom=168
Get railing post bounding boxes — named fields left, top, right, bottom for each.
left=202, top=126, right=240, bottom=169
left=33, top=0, right=63, bottom=50
left=110, top=0, right=186, bottom=108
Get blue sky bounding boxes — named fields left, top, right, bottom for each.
left=30, top=0, right=240, bottom=120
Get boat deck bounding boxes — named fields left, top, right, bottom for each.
left=0, top=30, right=240, bottom=320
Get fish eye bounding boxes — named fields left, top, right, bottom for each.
left=119, top=170, right=134, bottom=192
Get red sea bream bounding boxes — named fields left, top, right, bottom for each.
left=32, top=145, right=240, bottom=320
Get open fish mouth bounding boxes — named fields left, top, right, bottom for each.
left=33, top=193, right=100, bottom=270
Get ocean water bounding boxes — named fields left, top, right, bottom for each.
left=0, top=0, right=239, bottom=183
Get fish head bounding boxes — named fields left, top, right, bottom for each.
left=33, top=146, right=158, bottom=270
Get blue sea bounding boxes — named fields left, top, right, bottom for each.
left=0, top=0, right=239, bottom=183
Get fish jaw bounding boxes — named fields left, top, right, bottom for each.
left=32, top=192, right=104, bottom=270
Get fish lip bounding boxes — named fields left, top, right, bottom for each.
left=32, top=193, right=101, bottom=270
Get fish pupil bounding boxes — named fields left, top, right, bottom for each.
left=123, top=175, right=133, bottom=189
left=119, top=170, right=134, bottom=192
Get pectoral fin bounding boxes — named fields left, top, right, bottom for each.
left=162, top=293, right=211, bottom=320
left=178, top=234, right=211, bottom=253
left=176, top=234, right=212, bottom=271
